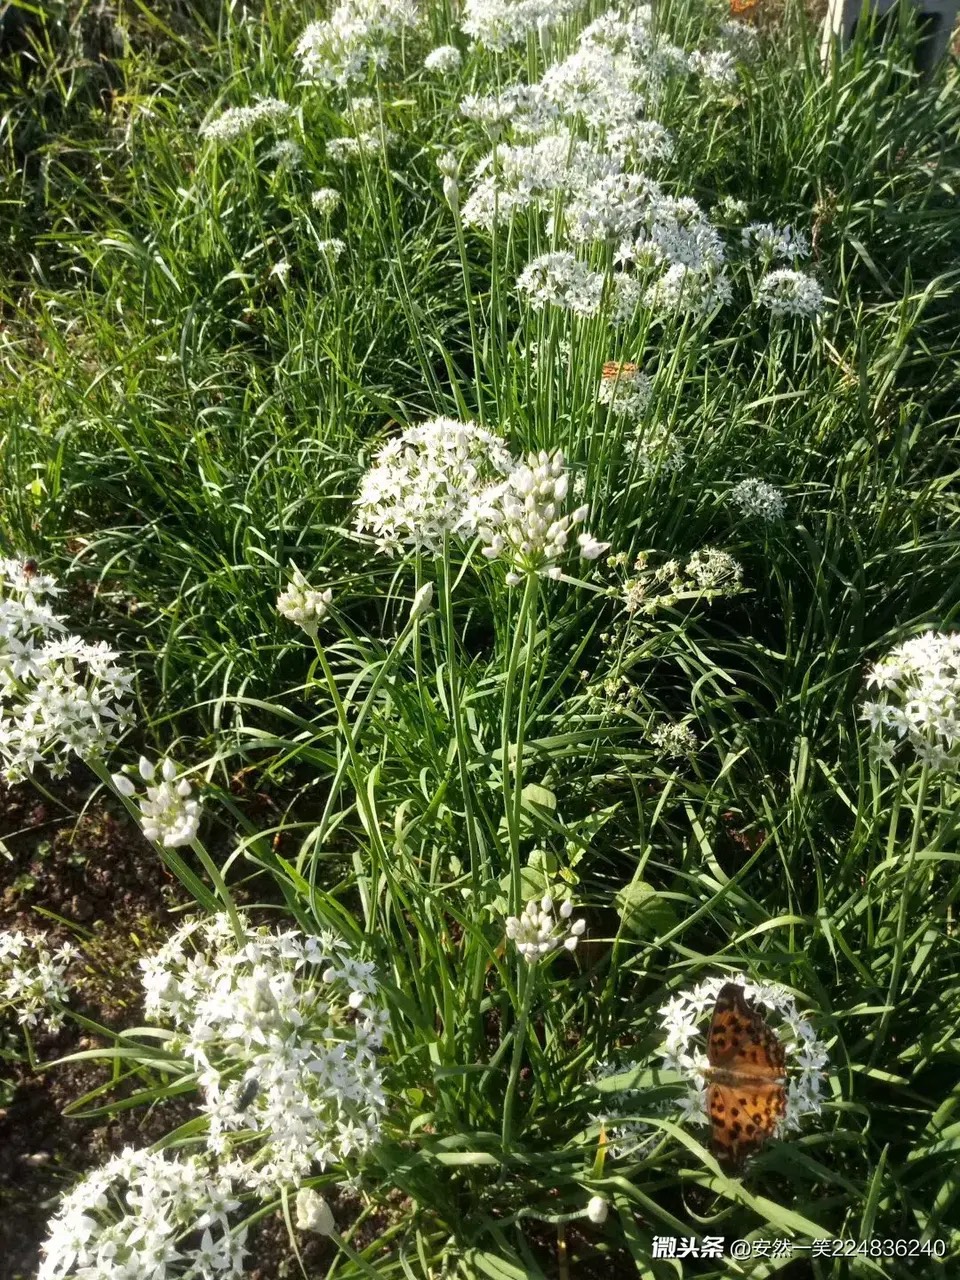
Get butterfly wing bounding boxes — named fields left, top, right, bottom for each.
left=706, top=983, right=787, bottom=1168
left=707, top=1080, right=787, bottom=1168
left=707, top=982, right=786, bottom=1074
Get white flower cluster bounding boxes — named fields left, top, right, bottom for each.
left=199, top=96, right=292, bottom=143
left=742, top=222, right=810, bottom=262
left=517, top=252, right=605, bottom=316
left=729, top=477, right=786, bottom=521
left=619, top=549, right=743, bottom=617
left=39, top=1146, right=246, bottom=1280
left=266, top=138, right=302, bottom=170
left=425, top=43, right=461, bottom=72
left=656, top=974, right=830, bottom=1134
left=755, top=269, right=824, bottom=318
left=505, top=891, right=586, bottom=964
left=598, top=361, right=652, bottom=419
left=112, top=756, right=202, bottom=848
left=317, top=236, right=347, bottom=261
left=467, top=449, right=609, bottom=584
left=454, top=10, right=802, bottom=324
left=311, top=187, right=342, bottom=216
left=140, top=912, right=388, bottom=1195
left=296, top=0, right=418, bottom=86
left=277, top=570, right=333, bottom=635
left=0, top=930, right=75, bottom=1032
left=629, top=422, right=685, bottom=476
left=861, top=631, right=960, bottom=770
left=687, top=48, right=737, bottom=86
left=327, top=131, right=392, bottom=162
left=588, top=1057, right=653, bottom=1159
left=462, top=0, right=587, bottom=51
left=0, top=559, right=135, bottom=782
left=685, top=547, right=743, bottom=591
left=649, top=721, right=698, bottom=757
left=354, top=417, right=515, bottom=555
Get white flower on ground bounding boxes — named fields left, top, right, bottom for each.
left=729, top=477, right=786, bottom=521
left=861, top=631, right=960, bottom=771
left=755, top=269, right=824, bottom=317
left=113, top=756, right=202, bottom=848
left=140, top=912, right=388, bottom=1194
left=465, top=449, right=604, bottom=584
left=199, top=96, right=292, bottom=143
left=354, top=417, right=514, bottom=556
left=277, top=570, right=333, bottom=634
left=655, top=974, right=829, bottom=1135
left=0, top=930, right=75, bottom=1031
left=311, top=187, right=341, bottom=216
left=597, top=361, right=652, bottom=420
left=517, top=252, right=605, bottom=316
left=38, top=1146, right=246, bottom=1280
left=505, top=891, right=586, bottom=964
left=296, top=1188, right=336, bottom=1235
left=425, top=44, right=461, bottom=72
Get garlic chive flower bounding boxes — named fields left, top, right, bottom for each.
left=140, top=912, right=388, bottom=1194
left=741, top=222, right=810, bottom=262
left=517, top=252, right=605, bottom=316
left=755, top=269, right=824, bottom=318
left=317, top=237, right=346, bottom=261
left=506, top=891, right=586, bottom=964
left=462, top=0, right=584, bottom=50
left=729, top=477, right=786, bottom=521
left=277, top=570, right=333, bottom=635
left=296, top=1188, right=336, bottom=1235
left=311, top=187, right=341, bottom=216
left=466, top=449, right=606, bottom=584
left=38, top=1146, right=247, bottom=1280
left=354, top=417, right=514, bottom=556
left=424, top=44, right=461, bottom=72
left=656, top=974, right=829, bottom=1135
left=295, top=0, right=418, bottom=87
left=0, top=930, right=75, bottom=1032
left=649, top=721, right=698, bottom=757
left=199, top=96, right=292, bottom=143
left=113, top=756, right=202, bottom=848
left=861, top=631, right=960, bottom=770
left=0, top=559, right=134, bottom=782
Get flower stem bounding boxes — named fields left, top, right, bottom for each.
left=501, top=960, right=536, bottom=1159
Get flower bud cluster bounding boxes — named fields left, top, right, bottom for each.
left=505, top=892, right=586, bottom=964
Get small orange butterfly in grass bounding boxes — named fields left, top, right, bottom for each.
left=729, top=0, right=760, bottom=15
left=703, top=982, right=787, bottom=1168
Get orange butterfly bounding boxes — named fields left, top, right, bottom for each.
left=601, top=360, right=640, bottom=380
left=703, top=982, right=787, bottom=1168
left=729, top=0, right=760, bottom=13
